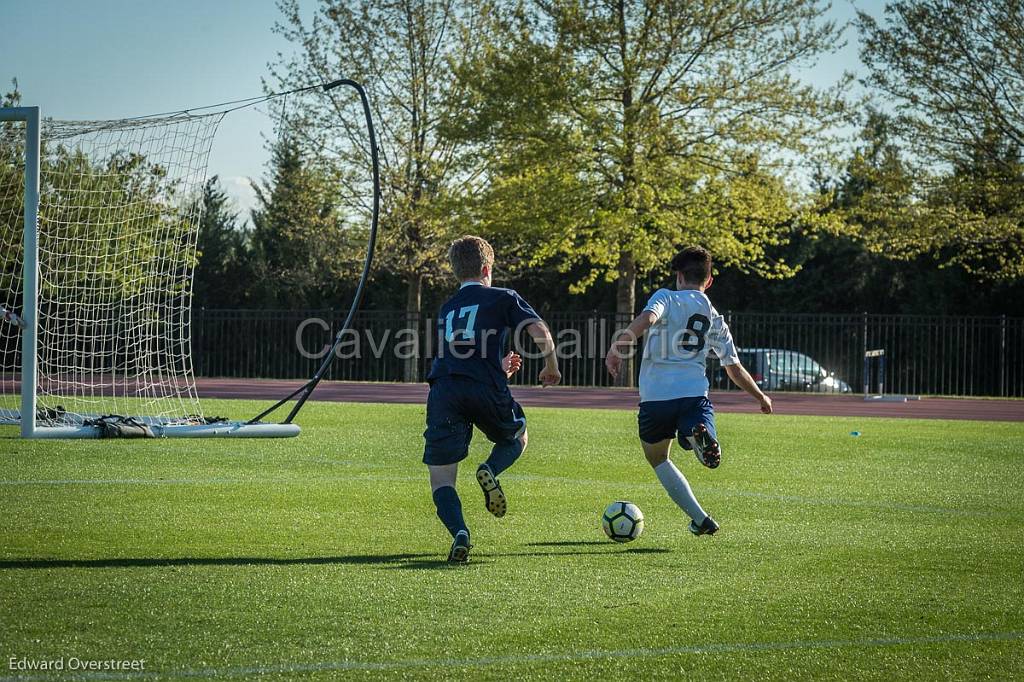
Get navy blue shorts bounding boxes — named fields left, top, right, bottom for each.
left=638, top=396, right=716, bottom=449
left=423, top=375, right=527, bottom=466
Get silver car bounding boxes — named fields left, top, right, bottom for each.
left=712, top=348, right=851, bottom=393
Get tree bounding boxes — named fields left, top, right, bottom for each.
left=916, top=131, right=1024, bottom=280
left=832, top=109, right=922, bottom=260
left=193, top=176, right=253, bottom=308
left=270, top=0, right=487, bottom=380
left=250, top=130, right=362, bottom=308
left=858, top=0, right=1024, bottom=169
left=1, top=80, right=24, bottom=309
left=452, top=1, right=848, bottom=382
left=857, top=0, right=1024, bottom=281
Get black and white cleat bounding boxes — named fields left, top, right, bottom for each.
left=447, top=530, right=471, bottom=564
left=689, top=515, right=720, bottom=537
left=476, top=463, right=507, bottom=518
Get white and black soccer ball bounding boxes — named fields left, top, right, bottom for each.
left=602, top=500, right=644, bottom=543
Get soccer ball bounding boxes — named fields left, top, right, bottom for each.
left=602, top=501, right=644, bottom=543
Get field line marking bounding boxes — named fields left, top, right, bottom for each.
left=1, top=631, right=1021, bottom=681
left=0, top=479, right=245, bottom=486
left=511, top=474, right=1015, bottom=519
left=0, top=474, right=401, bottom=486
left=1, top=474, right=1016, bottom=519
left=703, top=487, right=1001, bottom=518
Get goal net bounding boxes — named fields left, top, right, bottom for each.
left=0, top=108, right=297, bottom=438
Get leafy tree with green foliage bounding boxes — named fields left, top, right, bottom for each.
left=451, top=0, right=848, bottom=382
left=857, top=0, right=1024, bottom=280
left=832, top=109, right=921, bottom=257
left=42, top=147, right=193, bottom=304
left=2, top=79, right=213, bottom=337
left=858, top=0, right=1023, bottom=169
left=270, top=0, right=488, bottom=379
left=0, top=79, right=24, bottom=318
left=736, top=109, right=1024, bottom=315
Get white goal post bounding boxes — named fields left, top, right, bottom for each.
left=1, top=107, right=40, bottom=438
left=0, top=105, right=298, bottom=439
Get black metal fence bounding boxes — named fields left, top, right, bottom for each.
left=191, top=309, right=1024, bottom=398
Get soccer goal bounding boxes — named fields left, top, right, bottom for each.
left=0, top=106, right=301, bottom=438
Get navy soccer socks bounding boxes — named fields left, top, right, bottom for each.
left=432, top=485, right=469, bottom=540
left=484, top=437, right=524, bottom=477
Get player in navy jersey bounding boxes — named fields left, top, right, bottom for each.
left=606, top=246, right=772, bottom=537
left=424, top=235, right=561, bottom=563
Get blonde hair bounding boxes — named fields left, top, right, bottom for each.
left=448, top=235, right=495, bottom=280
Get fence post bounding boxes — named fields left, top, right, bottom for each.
left=1001, top=314, right=1007, bottom=398
left=403, top=309, right=421, bottom=383
left=862, top=311, right=868, bottom=392
left=613, top=310, right=637, bottom=388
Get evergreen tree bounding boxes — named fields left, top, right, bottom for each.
left=250, top=130, right=363, bottom=308
left=193, top=176, right=253, bottom=308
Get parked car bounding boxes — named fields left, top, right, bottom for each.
left=712, top=348, right=852, bottom=393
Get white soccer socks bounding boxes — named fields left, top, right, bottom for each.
left=654, top=459, right=709, bottom=523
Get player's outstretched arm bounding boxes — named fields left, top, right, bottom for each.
left=725, top=363, right=773, bottom=414
left=605, top=311, right=657, bottom=379
left=526, top=321, right=561, bottom=386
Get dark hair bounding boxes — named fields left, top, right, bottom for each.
left=448, top=235, right=495, bottom=280
left=670, top=246, right=712, bottom=285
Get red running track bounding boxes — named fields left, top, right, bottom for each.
left=195, top=378, right=1024, bottom=422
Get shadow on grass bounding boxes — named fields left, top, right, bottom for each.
left=383, top=546, right=671, bottom=570
left=1, top=546, right=670, bottom=572
left=0, top=553, right=436, bottom=570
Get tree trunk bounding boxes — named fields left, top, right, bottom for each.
left=613, top=0, right=638, bottom=388
left=403, top=273, right=423, bottom=383
left=615, top=251, right=637, bottom=387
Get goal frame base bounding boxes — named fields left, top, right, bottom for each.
left=25, top=422, right=301, bottom=439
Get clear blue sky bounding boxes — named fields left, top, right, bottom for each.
left=1, top=0, right=881, bottom=217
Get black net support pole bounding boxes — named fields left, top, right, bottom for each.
left=247, top=78, right=381, bottom=425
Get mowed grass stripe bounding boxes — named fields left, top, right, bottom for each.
left=0, top=474, right=1015, bottom=519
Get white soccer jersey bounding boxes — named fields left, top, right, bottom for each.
left=638, top=288, right=740, bottom=402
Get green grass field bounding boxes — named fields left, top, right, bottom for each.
left=1, top=400, right=1023, bottom=680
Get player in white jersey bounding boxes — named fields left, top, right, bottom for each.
left=606, top=247, right=772, bottom=536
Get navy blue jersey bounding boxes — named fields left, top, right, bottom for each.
left=427, top=283, right=541, bottom=388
